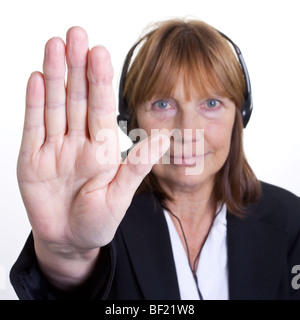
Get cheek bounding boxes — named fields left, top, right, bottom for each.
left=136, top=111, right=154, bottom=134
left=204, top=121, right=233, bottom=156
left=137, top=113, right=173, bottom=137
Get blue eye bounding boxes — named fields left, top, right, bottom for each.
left=152, top=100, right=170, bottom=110
left=206, top=99, right=219, bottom=108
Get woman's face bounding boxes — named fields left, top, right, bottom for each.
left=136, top=77, right=236, bottom=193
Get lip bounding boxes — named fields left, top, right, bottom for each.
left=168, top=153, right=209, bottom=166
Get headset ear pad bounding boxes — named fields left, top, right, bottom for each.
left=241, top=92, right=253, bottom=128
left=117, top=42, right=139, bottom=133
left=234, top=48, right=253, bottom=129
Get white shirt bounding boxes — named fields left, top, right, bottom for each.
left=163, top=203, right=229, bottom=300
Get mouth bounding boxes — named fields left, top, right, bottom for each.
left=167, top=153, right=209, bottom=166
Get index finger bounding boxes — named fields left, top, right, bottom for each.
left=87, top=46, right=118, bottom=141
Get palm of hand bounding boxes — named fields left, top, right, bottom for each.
left=17, top=27, right=169, bottom=253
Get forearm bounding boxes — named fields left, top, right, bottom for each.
left=34, top=237, right=100, bottom=291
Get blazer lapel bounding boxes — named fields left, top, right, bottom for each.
left=119, top=192, right=180, bottom=300
left=227, top=210, right=288, bottom=300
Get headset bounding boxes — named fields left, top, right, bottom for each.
left=117, top=29, right=253, bottom=129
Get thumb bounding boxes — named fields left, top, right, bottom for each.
left=108, top=133, right=170, bottom=208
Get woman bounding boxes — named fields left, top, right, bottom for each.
left=10, top=19, right=300, bottom=300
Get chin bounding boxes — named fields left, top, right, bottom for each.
left=153, top=164, right=214, bottom=191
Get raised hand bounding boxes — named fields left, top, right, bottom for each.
left=17, top=27, right=169, bottom=288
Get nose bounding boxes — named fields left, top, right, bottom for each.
left=174, top=107, right=203, bottom=143
left=168, top=108, right=204, bottom=158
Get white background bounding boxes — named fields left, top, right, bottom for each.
left=0, top=0, right=299, bottom=299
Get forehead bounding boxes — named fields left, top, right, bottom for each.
left=146, top=65, right=227, bottom=103
left=149, top=76, right=235, bottom=110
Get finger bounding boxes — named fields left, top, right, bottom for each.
left=66, top=27, right=89, bottom=136
left=43, top=37, right=66, bottom=144
left=87, top=46, right=118, bottom=141
left=109, top=134, right=170, bottom=210
left=20, top=72, right=46, bottom=155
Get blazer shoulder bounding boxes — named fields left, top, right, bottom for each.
left=255, top=181, right=300, bottom=235
left=260, top=181, right=300, bottom=209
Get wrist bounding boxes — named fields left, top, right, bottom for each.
left=33, top=236, right=100, bottom=290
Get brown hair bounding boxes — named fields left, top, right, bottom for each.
left=123, top=18, right=261, bottom=216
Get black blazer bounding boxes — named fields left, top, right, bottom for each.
left=10, top=182, right=300, bottom=300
